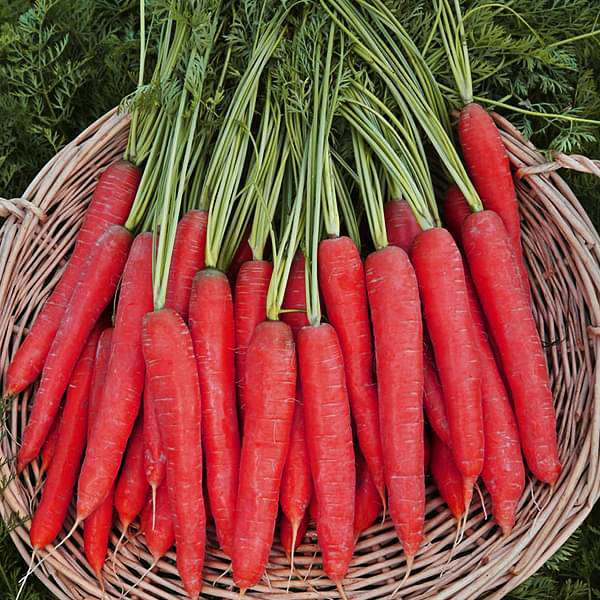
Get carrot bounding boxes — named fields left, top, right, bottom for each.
left=39, top=407, right=61, bottom=477
left=423, top=430, right=431, bottom=474
left=458, top=104, right=529, bottom=292
left=423, top=345, right=451, bottom=448
left=5, top=161, right=140, bottom=396
left=234, top=259, right=272, bottom=417
left=114, top=419, right=148, bottom=531
left=29, top=326, right=101, bottom=549
left=142, top=378, right=165, bottom=495
left=77, top=232, right=153, bottom=520
left=462, top=210, right=560, bottom=485
left=298, top=323, right=355, bottom=584
left=228, top=231, right=253, bottom=284
left=366, top=245, right=424, bottom=559
left=354, top=452, right=383, bottom=542
left=309, top=494, right=318, bottom=525
left=280, top=386, right=312, bottom=555
left=444, top=188, right=526, bottom=532
left=165, top=210, right=208, bottom=321
left=232, top=320, right=296, bottom=591
left=142, top=308, right=205, bottom=600
left=188, top=268, right=240, bottom=557
left=17, top=225, right=133, bottom=472
left=411, top=228, right=483, bottom=506
left=384, top=199, right=422, bottom=254
left=443, top=185, right=472, bottom=243
left=280, top=512, right=309, bottom=560
left=84, top=326, right=114, bottom=579
left=430, top=434, right=465, bottom=521
left=141, top=481, right=175, bottom=560
left=84, top=490, right=114, bottom=579
left=318, top=236, right=385, bottom=501
left=281, top=252, right=309, bottom=337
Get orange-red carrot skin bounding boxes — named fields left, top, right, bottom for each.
left=189, top=269, right=240, bottom=557
left=458, top=104, right=529, bottom=292
left=84, top=488, right=113, bottom=577
left=281, top=252, right=309, bottom=337
left=115, top=419, right=148, bottom=528
left=142, top=308, right=205, bottom=600
left=165, top=210, right=208, bottom=321
left=232, top=321, right=296, bottom=590
left=443, top=185, right=472, bottom=243
left=462, top=210, right=560, bottom=485
left=77, top=232, right=153, bottom=520
left=366, top=246, right=424, bottom=558
left=84, top=326, right=115, bottom=577
left=299, top=323, right=355, bottom=583
left=423, top=346, right=451, bottom=448
left=430, top=435, right=465, bottom=520
left=234, top=260, right=272, bottom=416
left=39, top=408, right=61, bottom=476
left=141, top=481, right=175, bottom=560
left=228, top=234, right=253, bottom=284
left=280, top=387, right=312, bottom=533
left=318, top=237, right=385, bottom=500
left=6, top=161, right=139, bottom=395
left=411, top=228, right=484, bottom=496
left=18, top=226, right=132, bottom=472
left=30, top=326, right=100, bottom=548
left=354, top=453, right=382, bottom=541
left=87, top=328, right=113, bottom=439
left=143, top=377, right=165, bottom=491
left=464, top=275, right=525, bottom=533
left=280, top=512, right=309, bottom=558
left=384, top=199, right=421, bottom=254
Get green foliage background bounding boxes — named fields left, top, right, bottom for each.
left=0, top=0, right=599, bottom=598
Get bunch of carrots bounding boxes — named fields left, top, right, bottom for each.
left=3, top=1, right=565, bottom=598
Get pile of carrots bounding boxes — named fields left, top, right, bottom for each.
left=3, top=1, right=563, bottom=598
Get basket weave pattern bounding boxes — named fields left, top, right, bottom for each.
left=0, top=110, right=599, bottom=599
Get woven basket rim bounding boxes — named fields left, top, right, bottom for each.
left=1, top=108, right=599, bottom=600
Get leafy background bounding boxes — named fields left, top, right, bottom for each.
left=1, top=0, right=600, bottom=597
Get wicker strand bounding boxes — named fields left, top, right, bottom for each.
left=0, top=198, right=47, bottom=223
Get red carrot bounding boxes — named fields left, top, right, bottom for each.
left=423, top=346, right=451, bottom=448
left=17, top=225, right=132, bottom=472
left=115, top=419, right=148, bottom=531
left=29, top=326, right=100, bottom=549
left=84, top=327, right=115, bottom=580
left=411, top=228, right=483, bottom=506
left=298, top=323, right=355, bottom=584
left=141, top=481, right=175, bottom=561
left=232, top=321, right=296, bottom=591
left=234, top=259, right=272, bottom=417
left=77, top=232, right=153, bottom=520
left=142, top=378, right=165, bottom=495
left=424, top=430, right=431, bottom=474
left=165, top=210, right=208, bottom=321
left=463, top=210, right=560, bottom=485
left=366, top=245, right=424, bottom=559
left=354, top=452, right=383, bottom=542
left=189, top=268, right=240, bottom=557
left=280, top=386, right=312, bottom=554
left=228, top=232, right=253, bottom=284
left=280, top=513, right=309, bottom=559
left=142, top=308, right=205, bottom=600
left=84, top=490, right=114, bottom=578
left=39, top=408, right=61, bottom=477
left=318, top=236, right=385, bottom=501
left=5, top=161, right=139, bottom=396
left=384, top=199, right=422, bottom=254
left=430, top=434, right=465, bottom=521
left=281, top=252, right=309, bottom=337
left=443, top=185, right=472, bottom=243
left=458, top=104, right=529, bottom=291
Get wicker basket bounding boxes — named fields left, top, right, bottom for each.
left=1, top=108, right=599, bottom=600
